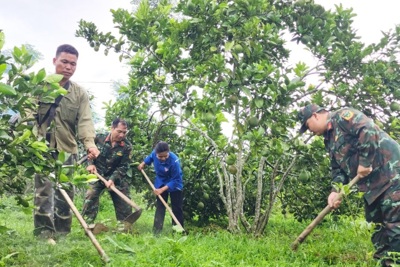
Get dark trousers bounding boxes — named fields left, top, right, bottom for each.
left=33, top=155, right=76, bottom=237
left=154, top=190, right=184, bottom=233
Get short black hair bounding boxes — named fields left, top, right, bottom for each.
left=155, top=141, right=170, bottom=153
left=112, top=118, right=128, bottom=128
left=56, top=44, right=79, bottom=58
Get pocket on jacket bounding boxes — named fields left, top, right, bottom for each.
left=60, top=104, right=78, bottom=123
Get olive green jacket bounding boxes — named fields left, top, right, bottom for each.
left=36, top=81, right=96, bottom=154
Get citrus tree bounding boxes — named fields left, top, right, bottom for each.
left=76, top=0, right=400, bottom=234
left=77, top=0, right=301, bottom=234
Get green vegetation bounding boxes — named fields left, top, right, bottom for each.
left=76, top=0, right=400, bottom=235
left=0, top=193, right=377, bottom=267
left=1, top=1, right=400, bottom=266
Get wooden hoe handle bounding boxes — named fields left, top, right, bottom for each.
left=140, top=169, right=185, bottom=231
left=77, top=155, right=142, bottom=212
left=95, top=172, right=142, bottom=211
left=58, top=187, right=110, bottom=262
left=291, top=174, right=361, bottom=251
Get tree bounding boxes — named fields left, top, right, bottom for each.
left=76, top=0, right=400, bottom=235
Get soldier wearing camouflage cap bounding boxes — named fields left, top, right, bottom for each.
left=298, top=104, right=400, bottom=267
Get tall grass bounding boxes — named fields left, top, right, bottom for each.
left=0, top=191, right=379, bottom=266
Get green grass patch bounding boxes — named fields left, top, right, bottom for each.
left=0, top=193, right=379, bottom=267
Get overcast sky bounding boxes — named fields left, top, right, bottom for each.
left=1, top=0, right=399, bottom=126
left=0, top=0, right=133, bottom=125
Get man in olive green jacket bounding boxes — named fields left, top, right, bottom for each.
left=34, top=44, right=100, bottom=242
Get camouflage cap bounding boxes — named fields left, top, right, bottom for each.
left=297, top=104, right=325, bottom=134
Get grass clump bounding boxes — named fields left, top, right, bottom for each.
left=0, top=193, right=378, bottom=267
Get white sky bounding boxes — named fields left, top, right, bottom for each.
left=289, top=0, right=400, bottom=66
left=1, top=0, right=399, bottom=127
left=0, top=0, right=134, bottom=125
left=318, top=0, right=400, bottom=45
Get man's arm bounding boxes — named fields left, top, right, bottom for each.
left=342, top=110, right=377, bottom=176
left=137, top=151, right=155, bottom=170
left=76, top=89, right=99, bottom=158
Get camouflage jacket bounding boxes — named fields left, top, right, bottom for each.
left=324, top=108, right=400, bottom=204
left=90, top=133, right=132, bottom=182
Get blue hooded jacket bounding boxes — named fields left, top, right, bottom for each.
left=143, top=150, right=183, bottom=192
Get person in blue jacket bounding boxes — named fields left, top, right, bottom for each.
left=137, top=141, right=184, bottom=234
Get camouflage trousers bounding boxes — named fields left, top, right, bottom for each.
left=365, top=176, right=400, bottom=261
left=33, top=154, right=76, bottom=238
left=81, top=179, right=132, bottom=223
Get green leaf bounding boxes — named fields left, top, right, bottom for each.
left=0, top=83, right=17, bottom=96
left=105, top=236, right=135, bottom=253
left=86, top=176, right=99, bottom=183
left=72, top=175, right=86, bottom=182
left=255, top=98, right=264, bottom=108
left=242, top=87, right=251, bottom=98
left=35, top=69, right=46, bottom=83
left=32, top=150, right=45, bottom=160
left=58, top=151, right=66, bottom=163
left=87, top=174, right=98, bottom=180
left=2, top=252, right=19, bottom=261
left=0, top=31, right=5, bottom=50
left=216, top=113, right=228, bottom=123
left=44, top=74, right=63, bottom=84
left=30, top=141, right=48, bottom=152
left=57, top=87, right=68, bottom=96
left=32, top=162, right=42, bottom=172
left=225, top=41, right=234, bottom=51
left=59, top=173, right=69, bottom=183
left=0, top=130, right=12, bottom=141
left=0, top=64, right=6, bottom=77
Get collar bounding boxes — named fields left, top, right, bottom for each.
left=321, top=112, right=332, bottom=138
left=323, top=121, right=333, bottom=140
left=105, top=134, right=125, bottom=147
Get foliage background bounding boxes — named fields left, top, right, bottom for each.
left=0, top=0, right=400, bottom=265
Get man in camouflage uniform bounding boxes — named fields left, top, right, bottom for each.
left=81, top=118, right=134, bottom=232
left=34, top=44, right=100, bottom=243
left=298, top=104, right=400, bottom=267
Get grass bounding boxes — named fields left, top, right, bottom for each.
left=0, top=191, right=381, bottom=267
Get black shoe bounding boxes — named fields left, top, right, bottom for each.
left=380, top=259, right=400, bottom=267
